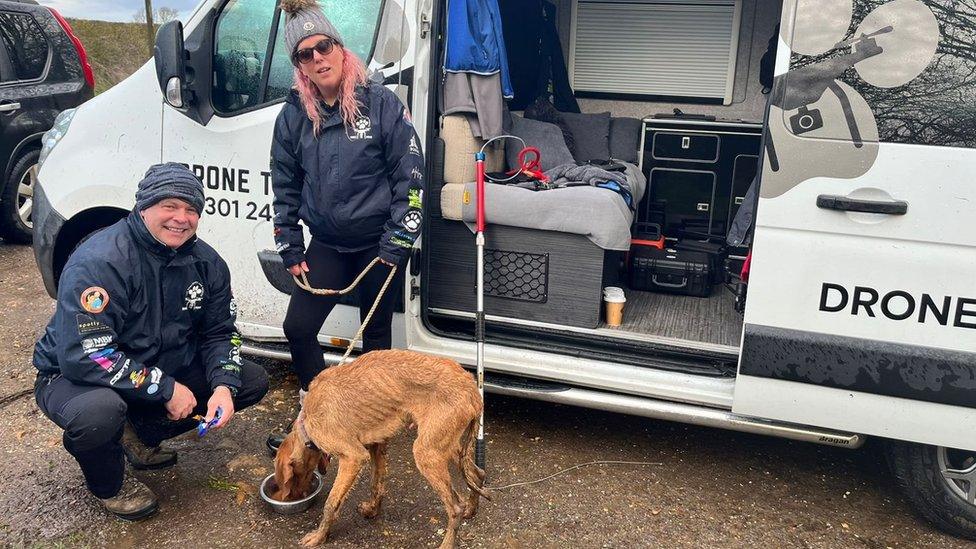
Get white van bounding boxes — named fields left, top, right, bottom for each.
left=31, top=0, right=976, bottom=539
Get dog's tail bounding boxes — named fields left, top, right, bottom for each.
left=460, top=416, right=491, bottom=501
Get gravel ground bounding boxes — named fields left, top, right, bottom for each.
left=0, top=242, right=972, bottom=549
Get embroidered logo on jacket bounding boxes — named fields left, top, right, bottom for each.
left=402, top=211, right=422, bottom=233
left=348, top=115, right=373, bottom=140
left=80, top=286, right=109, bottom=314
left=183, top=281, right=205, bottom=311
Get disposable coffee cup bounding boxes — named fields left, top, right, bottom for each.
left=604, top=293, right=626, bottom=327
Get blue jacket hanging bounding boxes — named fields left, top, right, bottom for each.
left=444, top=0, right=514, bottom=98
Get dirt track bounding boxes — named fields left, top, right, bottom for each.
left=0, top=242, right=971, bottom=548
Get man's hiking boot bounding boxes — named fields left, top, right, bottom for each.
left=98, top=474, right=158, bottom=521
left=122, top=421, right=177, bottom=470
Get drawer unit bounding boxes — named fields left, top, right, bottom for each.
left=652, top=132, right=720, bottom=162
left=639, top=118, right=762, bottom=239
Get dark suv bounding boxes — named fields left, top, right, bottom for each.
left=0, top=0, right=93, bottom=243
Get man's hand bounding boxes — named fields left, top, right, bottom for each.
left=165, top=382, right=196, bottom=420
left=206, top=386, right=236, bottom=429
left=288, top=261, right=309, bottom=277
left=379, top=258, right=395, bottom=267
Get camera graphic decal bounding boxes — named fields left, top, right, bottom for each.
left=762, top=0, right=943, bottom=198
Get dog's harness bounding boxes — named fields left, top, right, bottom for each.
left=295, top=410, right=319, bottom=451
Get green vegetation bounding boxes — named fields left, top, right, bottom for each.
left=66, top=19, right=155, bottom=95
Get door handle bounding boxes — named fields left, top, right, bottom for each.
left=816, top=194, right=908, bottom=215
left=0, top=102, right=21, bottom=113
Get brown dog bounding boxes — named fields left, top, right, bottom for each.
left=273, top=349, right=490, bottom=548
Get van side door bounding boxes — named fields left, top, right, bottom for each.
left=733, top=0, right=976, bottom=450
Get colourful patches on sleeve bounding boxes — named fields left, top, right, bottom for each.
left=80, top=286, right=109, bottom=314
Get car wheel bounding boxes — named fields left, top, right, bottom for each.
left=886, top=440, right=976, bottom=541
left=0, top=148, right=41, bottom=244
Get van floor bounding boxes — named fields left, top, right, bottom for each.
left=601, top=288, right=743, bottom=348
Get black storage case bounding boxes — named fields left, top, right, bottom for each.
left=638, top=118, right=762, bottom=239
left=629, top=247, right=713, bottom=297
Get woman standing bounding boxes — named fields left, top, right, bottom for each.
left=269, top=0, right=425, bottom=441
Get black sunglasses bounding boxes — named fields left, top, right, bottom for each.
left=292, top=37, right=337, bottom=65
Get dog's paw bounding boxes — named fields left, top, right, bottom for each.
left=357, top=500, right=380, bottom=519
left=462, top=502, right=478, bottom=519
left=300, top=530, right=327, bottom=547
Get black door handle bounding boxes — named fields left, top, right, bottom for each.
left=816, top=195, right=908, bottom=215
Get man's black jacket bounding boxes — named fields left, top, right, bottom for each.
left=271, top=83, right=426, bottom=268
left=33, top=212, right=242, bottom=402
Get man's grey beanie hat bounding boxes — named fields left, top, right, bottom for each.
left=280, top=0, right=344, bottom=57
left=134, top=162, right=205, bottom=213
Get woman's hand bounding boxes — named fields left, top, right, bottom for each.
left=288, top=261, right=310, bottom=277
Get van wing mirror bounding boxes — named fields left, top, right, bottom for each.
left=154, top=20, right=189, bottom=109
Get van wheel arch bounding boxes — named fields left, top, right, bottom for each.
left=52, top=207, right=129, bottom=288
left=886, top=440, right=976, bottom=541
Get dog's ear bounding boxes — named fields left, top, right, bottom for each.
left=273, top=435, right=295, bottom=500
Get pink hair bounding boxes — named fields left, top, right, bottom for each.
left=293, top=46, right=369, bottom=136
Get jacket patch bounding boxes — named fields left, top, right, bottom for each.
left=80, top=286, right=109, bottom=314
left=409, top=135, right=421, bottom=156
left=408, top=188, right=423, bottom=209
left=81, top=334, right=113, bottom=353
left=88, top=347, right=119, bottom=372
left=229, top=297, right=238, bottom=320
left=109, top=359, right=131, bottom=385
left=402, top=211, right=422, bottom=233
left=129, top=367, right=149, bottom=389
left=348, top=115, right=373, bottom=140
left=183, top=281, right=205, bottom=311
left=76, top=314, right=110, bottom=336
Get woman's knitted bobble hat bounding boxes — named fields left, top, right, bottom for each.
left=280, top=0, right=344, bottom=56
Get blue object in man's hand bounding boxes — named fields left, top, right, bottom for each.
left=193, top=406, right=223, bottom=437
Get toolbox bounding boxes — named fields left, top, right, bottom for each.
left=628, top=246, right=713, bottom=297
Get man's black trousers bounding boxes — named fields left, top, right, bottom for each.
left=34, top=359, right=268, bottom=499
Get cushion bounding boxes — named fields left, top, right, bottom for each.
left=609, top=117, right=643, bottom=163
left=561, top=111, right=611, bottom=163
left=440, top=115, right=505, bottom=184
left=505, top=115, right=576, bottom=172
left=523, top=97, right=577, bottom=157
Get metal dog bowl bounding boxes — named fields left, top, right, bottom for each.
left=260, top=471, right=324, bottom=515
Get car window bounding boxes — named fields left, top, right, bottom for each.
left=212, top=0, right=384, bottom=114
left=0, top=10, right=49, bottom=83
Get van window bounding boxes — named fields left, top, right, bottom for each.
left=571, top=0, right=739, bottom=103
left=0, top=11, right=48, bottom=82
left=785, top=0, right=976, bottom=148
left=212, top=0, right=277, bottom=113
left=265, top=0, right=384, bottom=104
left=213, top=0, right=384, bottom=113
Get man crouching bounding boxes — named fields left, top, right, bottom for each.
left=32, top=163, right=269, bottom=520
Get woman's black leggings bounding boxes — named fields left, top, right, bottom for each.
left=282, top=239, right=404, bottom=389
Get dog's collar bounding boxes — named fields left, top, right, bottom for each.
left=295, top=411, right=319, bottom=451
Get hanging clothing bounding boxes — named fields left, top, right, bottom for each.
left=499, top=0, right=579, bottom=112
left=440, top=71, right=507, bottom=139
left=444, top=0, right=514, bottom=99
